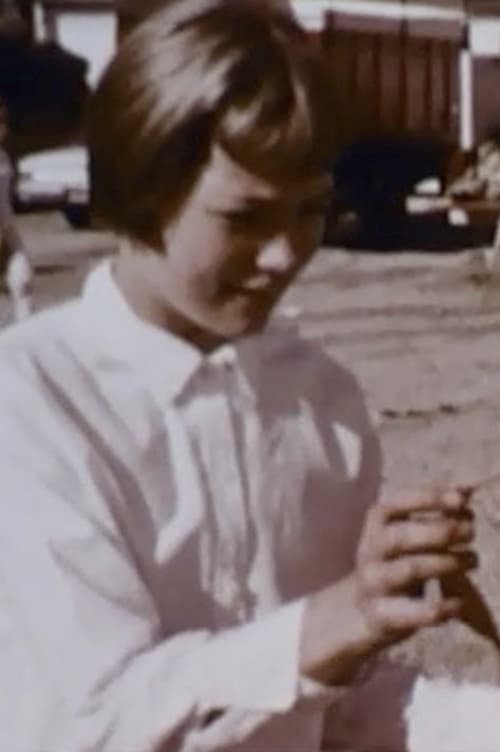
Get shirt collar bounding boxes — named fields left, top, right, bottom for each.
left=79, top=258, right=204, bottom=403
left=78, top=258, right=300, bottom=409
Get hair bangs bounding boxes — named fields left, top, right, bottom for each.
left=216, top=43, right=336, bottom=179
left=87, top=0, right=338, bottom=246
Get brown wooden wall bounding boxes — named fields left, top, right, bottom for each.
left=473, top=57, right=500, bottom=144
left=319, top=11, right=463, bottom=148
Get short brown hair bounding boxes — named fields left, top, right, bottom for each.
left=87, top=0, right=336, bottom=248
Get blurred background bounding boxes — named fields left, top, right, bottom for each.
left=4, top=0, right=500, bottom=248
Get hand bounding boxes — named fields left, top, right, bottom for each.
left=300, top=489, right=475, bottom=685
left=354, top=488, right=475, bottom=648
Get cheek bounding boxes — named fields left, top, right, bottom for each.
left=168, top=241, right=241, bottom=303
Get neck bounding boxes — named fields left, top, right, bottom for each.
left=111, top=255, right=228, bottom=354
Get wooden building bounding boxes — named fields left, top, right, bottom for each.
left=292, top=1, right=464, bottom=150
left=467, top=1, right=500, bottom=145
left=25, top=0, right=500, bottom=151
left=12, top=0, right=500, bottom=214
left=292, top=1, right=500, bottom=151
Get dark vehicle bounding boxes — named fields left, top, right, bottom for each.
left=0, top=33, right=89, bottom=156
left=332, top=134, right=449, bottom=220
left=324, top=132, right=452, bottom=247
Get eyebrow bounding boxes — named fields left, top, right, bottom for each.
left=297, top=187, right=334, bottom=205
left=206, top=187, right=333, bottom=214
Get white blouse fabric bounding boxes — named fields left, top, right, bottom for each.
left=0, top=260, right=498, bottom=752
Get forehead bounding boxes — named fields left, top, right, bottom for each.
left=192, top=144, right=332, bottom=206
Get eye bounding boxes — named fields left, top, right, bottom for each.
left=298, top=199, right=331, bottom=217
left=222, top=210, right=260, bottom=227
left=221, top=209, right=271, bottom=235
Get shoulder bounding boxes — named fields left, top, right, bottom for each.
left=0, top=301, right=79, bottom=400
left=259, top=316, right=365, bottom=398
left=254, top=318, right=380, bottom=448
left=0, top=304, right=86, bottom=484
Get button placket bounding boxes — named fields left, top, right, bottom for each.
left=187, top=362, right=253, bottom=625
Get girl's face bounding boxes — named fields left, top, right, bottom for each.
left=114, top=144, right=331, bottom=350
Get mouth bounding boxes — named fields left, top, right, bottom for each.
left=223, top=278, right=282, bottom=300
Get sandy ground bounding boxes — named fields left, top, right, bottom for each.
left=286, top=247, right=500, bottom=683
left=5, top=212, right=500, bottom=684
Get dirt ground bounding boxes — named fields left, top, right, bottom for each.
left=286, top=246, right=500, bottom=684
left=6, top=212, right=500, bottom=685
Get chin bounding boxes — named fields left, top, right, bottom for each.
left=240, top=310, right=272, bottom=335
left=215, top=316, right=267, bottom=341
left=210, top=298, right=275, bottom=339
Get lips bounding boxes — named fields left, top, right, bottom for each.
left=225, top=278, right=278, bottom=297
left=232, top=285, right=277, bottom=303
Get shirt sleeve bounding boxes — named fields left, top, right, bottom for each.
left=0, top=455, right=335, bottom=752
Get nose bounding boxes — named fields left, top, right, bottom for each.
left=256, top=233, right=296, bottom=275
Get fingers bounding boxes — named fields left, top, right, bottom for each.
left=365, top=594, right=463, bottom=635
left=358, top=506, right=474, bottom=564
left=354, top=487, right=477, bottom=648
left=379, top=488, right=470, bottom=522
left=358, top=550, right=478, bottom=596
left=381, top=516, right=474, bottom=558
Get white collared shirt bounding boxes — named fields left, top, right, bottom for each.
left=1, top=259, right=497, bottom=752
left=0, top=258, right=381, bottom=752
